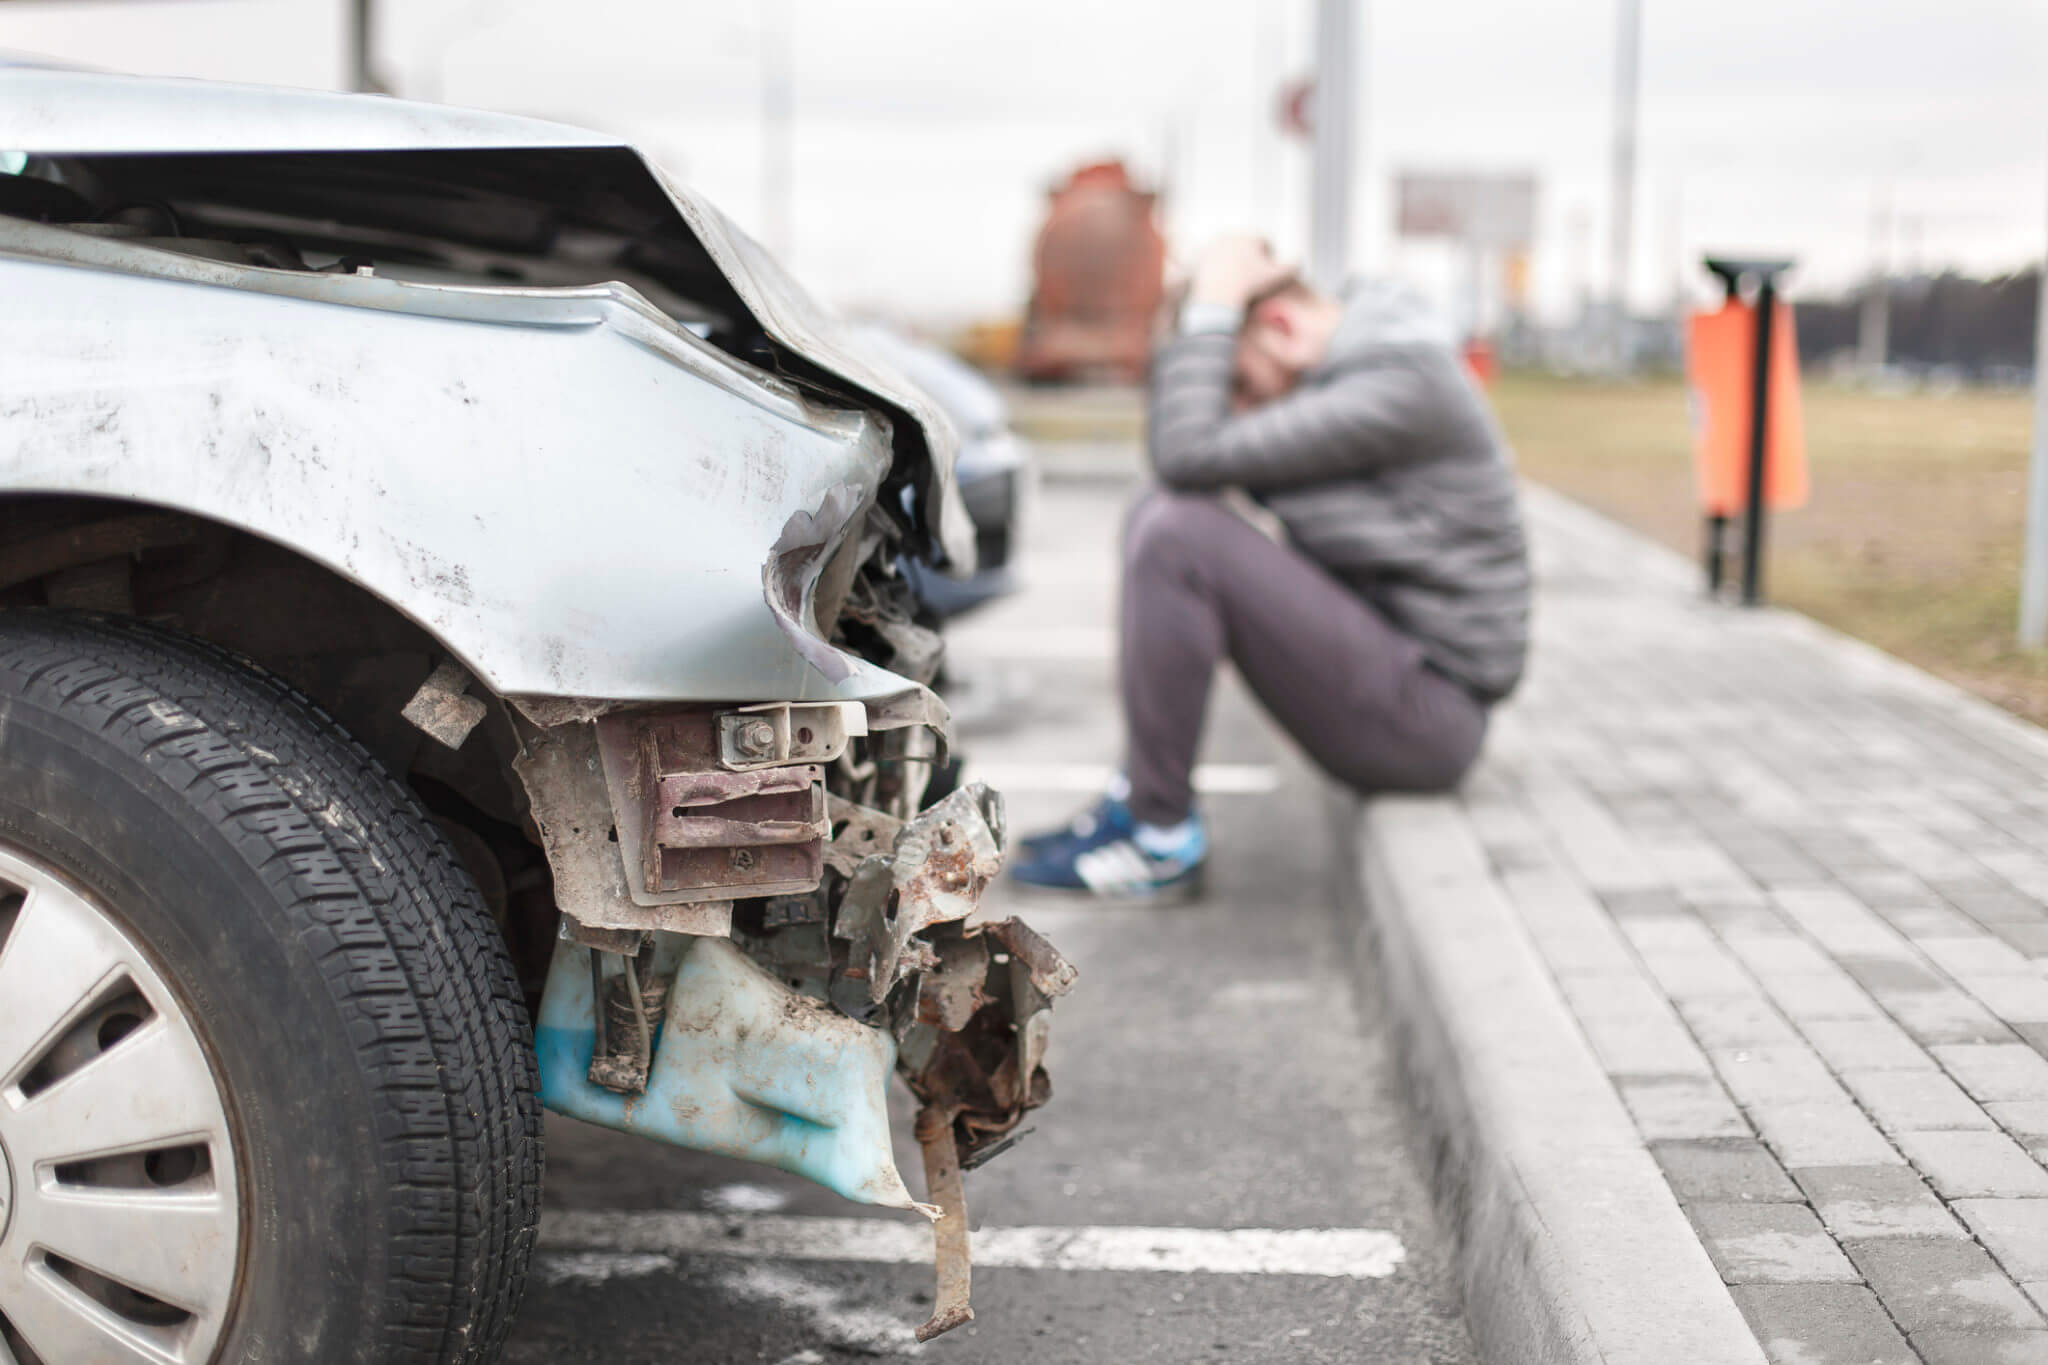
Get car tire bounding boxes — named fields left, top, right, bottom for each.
left=0, top=612, right=541, bottom=1365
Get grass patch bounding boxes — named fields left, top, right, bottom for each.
left=1493, top=371, right=2048, bottom=725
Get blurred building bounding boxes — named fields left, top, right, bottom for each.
left=1015, top=160, right=1164, bottom=385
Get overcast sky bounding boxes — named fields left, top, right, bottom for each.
left=4, top=0, right=2044, bottom=327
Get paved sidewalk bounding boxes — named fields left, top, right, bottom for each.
left=1417, top=485, right=2048, bottom=1364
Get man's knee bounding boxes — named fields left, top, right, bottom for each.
left=1124, top=491, right=1232, bottom=576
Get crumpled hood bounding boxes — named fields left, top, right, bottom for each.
left=0, top=64, right=976, bottom=572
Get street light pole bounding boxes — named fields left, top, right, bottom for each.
left=1309, top=0, right=1356, bottom=292
left=348, top=0, right=388, bottom=95
left=1608, top=0, right=1641, bottom=369
left=2018, top=174, right=2048, bottom=646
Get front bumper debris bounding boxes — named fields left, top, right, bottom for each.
left=524, top=708, right=1072, bottom=1341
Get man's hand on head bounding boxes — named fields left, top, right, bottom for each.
left=1188, top=236, right=1294, bottom=311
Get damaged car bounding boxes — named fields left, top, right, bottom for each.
left=0, top=64, right=1070, bottom=1365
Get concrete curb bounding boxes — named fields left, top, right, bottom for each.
left=1332, top=790, right=1768, bottom=1365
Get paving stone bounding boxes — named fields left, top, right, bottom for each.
left=1843, top=954, right=1951, bottom=994
left=1990, top=922, right=2048, bottom=958
left=1800, top=1017, right=1939, bottom=1073
left=1599, top=887, right=1687, bottom=918
left=1990, top=1103, right=2048, bottom=1141
left=1911, top=1329, right=2048, bottom=1363
left=1936, top=1044, right=2048, bottom=1103
left=1751, top=1100, right=1904, bottom=1168
left=1619, top=1075, right=1750, bottom=1140
left=1503, top=868, right=1640, bottom=972
left=1723, top=931, right=1842, bottom=979
left=1956, top=1201, right=2048, bottom=1281
left=1554, top=969, right=1714, bottom=1077
left=1965, top=975, right=2048, bottom=1025
left=1841, top=1068, right=1999, bottom=1132
left=1693, top=1203, right=1859, bottom=1283
left=2016, top=1022, right=2048, bottom=1058
left=1898, top=1130, right=2048, bottom=1198
left=1792, top=1164, right=1967, bottom=1239
left=1654, top=1139, right=1802, bottom=1204
left=1713, top=1045, right=1852, bottom=1108
left=1883, top=987, right=2017, bottom=1045
left=1678, top=994, right=1803, bottom=1049
left=1918, top=934, right=2037, bottom=977
left=1761, top=971, right=1888, bottom=1023
left=1844, top=1237, right=2044, bottom=1331
left=1623, top=918, right=1759, bottom=998
left=1727, top=1284, right=1916, bottom=1365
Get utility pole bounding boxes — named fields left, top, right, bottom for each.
left=2019, top=174, right=2048, bottom=646
left=348, top=0, right=388, bottom=94
left=759, top=0, right=795, bottom=264
left=1309, top=0, right=1357, bottom=292
left=1608, top=0, right=1641, bottom=370
left=1859, top=185, right=1893, bottom=374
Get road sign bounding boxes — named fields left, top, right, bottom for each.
left=1395, top=173, right=1537, bottom=251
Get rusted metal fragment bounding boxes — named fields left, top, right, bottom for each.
left=984, top=917, right=1081, bottom=1001
left=594, top=707, right=829, bottom=906
left=918, top=935, right=990, bottom=1031
left=507, top=695, right=622, bottom=728
left=897, top=916, right=1075, bottom=1169
left=834, top=783, right=1005, bottom=1006
left=914, top=1106, right=974, bottom=1343
left=510, top=717, right=732, bottom=937
left=823, top=791, right=902, bottom=877
left=402, top=660, right=488, bottom=750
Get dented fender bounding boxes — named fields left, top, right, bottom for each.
left=0, top=221, right=916, bottom=705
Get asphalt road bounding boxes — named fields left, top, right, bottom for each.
left=507, top=469, right=1475, bottom=1365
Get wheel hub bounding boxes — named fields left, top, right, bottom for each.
left=0, top=846, right=240, bottom=1363
left=0, top=1130, right=13, bottom=1246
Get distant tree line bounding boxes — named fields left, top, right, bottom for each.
left=1794, top=268, right=2039, bottom=378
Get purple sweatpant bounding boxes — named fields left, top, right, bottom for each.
left=1120, top=491, right=1489, bottom=826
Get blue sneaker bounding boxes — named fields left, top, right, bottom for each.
left=1010, top=799, right=1207, bottom=902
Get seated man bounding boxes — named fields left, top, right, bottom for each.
left=1010, top=236, right=1531, bottom=900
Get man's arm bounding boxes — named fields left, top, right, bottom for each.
left=1145, top=328, right=1430, bottom=492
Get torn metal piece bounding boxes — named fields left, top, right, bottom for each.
left=824, top=792, right=903, bottom=877
left=985, top=917, right=1081, bottom=1001
left=511, top=717, right=733, bottom=938
left=914, top=1106, right=974, bottom=1343
left=594, top=708, right=829, bottom=906
left=834, top=783, right=1005, bottom=1005
left=762, top=482, right=870, bottom=684
left=402, top=660, right=489, bottom=750
left=897, top=916, right=1076, bottom=1168
left=718, top=700, right=863, bottom=771
left=918, top=935, right=991, bottom=1032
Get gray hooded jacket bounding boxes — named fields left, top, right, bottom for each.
left=1145, top=281, right=1531, bottom=701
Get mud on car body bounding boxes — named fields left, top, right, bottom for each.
left=0, top=65, right=1068, bottom=1364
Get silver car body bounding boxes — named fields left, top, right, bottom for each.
left=0, top=67, right=974, bottom=708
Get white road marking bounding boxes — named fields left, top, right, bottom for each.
left=715, top=1264, right=924, bottom=1356
left=703, top=1181, right=792, bottom=1213
left=539, top=1211, right=1408, bottom=1280
left=966, top=761, right=1282, bottom=796
left=536, top=1250, right=678, bottom=1287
